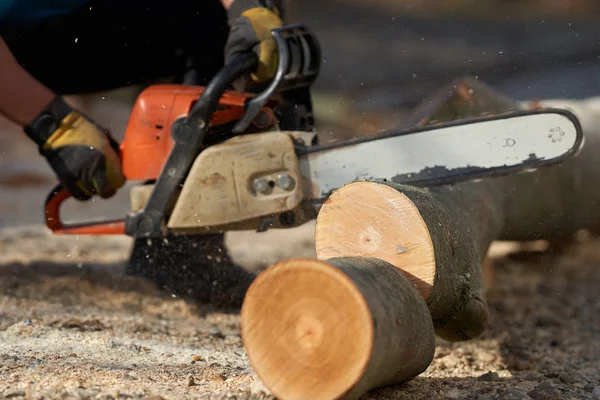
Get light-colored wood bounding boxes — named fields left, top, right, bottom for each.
left=241, top=257, right=435, bottom=400
left=315, top=182, right=436, bottom=298
left=238, top=91, right=600, bottom=399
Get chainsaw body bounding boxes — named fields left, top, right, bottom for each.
left=120, top=84, right=276, bottom=181
left=44, top=24, right=584, bottom=238
left=46, top=84, right=313, bottom=235
left=46, top=25, right=321, bottom=236
left=120, top=84, right=313, bottom=234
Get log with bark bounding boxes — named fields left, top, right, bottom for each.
left=240, top=257, right=436, bottom=400
left=240, top=79, right=600, bottom=399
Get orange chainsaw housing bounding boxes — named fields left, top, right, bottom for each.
left=119, top=84, right=277, bottom=181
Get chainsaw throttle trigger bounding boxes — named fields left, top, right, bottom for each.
left=232, top=24, right=321, bottom=134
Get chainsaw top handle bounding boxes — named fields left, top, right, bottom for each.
left=44, top=23, right=322, bottom=236
left=185, top=24, right=321, bottom=133
left=231, top=24, right=321, bottom=133
left=187, top=51, right=259, bottom=125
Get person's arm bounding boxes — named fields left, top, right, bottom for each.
left=220, top=0, right=235, bottom=9
left=0, top=36, right=55, bottom=127
left=0, top=36, right=125, bottom=200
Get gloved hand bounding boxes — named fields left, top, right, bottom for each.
left=225, top=0, right=284, bottom=85
left=24, top=96, right=126, bottom=201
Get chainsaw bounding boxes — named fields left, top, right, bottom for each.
left=44, top=24, right=584, bottom=238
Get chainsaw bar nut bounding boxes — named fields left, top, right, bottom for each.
left=276, top=173, right=295, bottom=191
left=253, top=177, right=273, bottom=194
left=253, top=173, right=295, bottom=195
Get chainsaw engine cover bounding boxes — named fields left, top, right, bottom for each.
left=119, top=84, right=279, bottom=181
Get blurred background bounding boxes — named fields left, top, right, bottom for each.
left=287, top=0, right=600, bottom=133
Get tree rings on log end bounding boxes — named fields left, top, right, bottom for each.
left=240, top=258, right=373, bottom=400
left=315, top=181, right=435, bottom=298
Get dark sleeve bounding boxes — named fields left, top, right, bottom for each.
left=263, top=0, right=285, bottom=19
left=227, top=0, right=286, bottom=24
left=0, top=0, right=17, bottom=28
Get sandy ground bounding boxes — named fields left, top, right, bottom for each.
left=1, top=224, right=599, bottom=400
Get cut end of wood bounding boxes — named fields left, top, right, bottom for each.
left=315, top=181, right=435, bottom=298
left=240, top=258, right=374, bottom=400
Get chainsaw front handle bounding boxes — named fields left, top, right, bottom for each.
left=232, top=24, right=321, bottom=133
left=188, top=51, right=259, bottom=124
left=45, top=184, right=126, bottom=235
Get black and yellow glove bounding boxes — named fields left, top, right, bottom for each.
left=225, top=0, right=284, bottom=85
left=24, top=96, right=126, bottom=201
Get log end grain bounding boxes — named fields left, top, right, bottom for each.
left=240, top=258, right=374, bottom=400
left=315, top=182, right=436, bottom=299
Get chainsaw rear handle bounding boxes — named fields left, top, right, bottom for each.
left=45, top=184, right=126, bottom=235
left=42, top=45, right=259, bottom=235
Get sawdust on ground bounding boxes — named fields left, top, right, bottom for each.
left=0, top=226, right=599, bottom=400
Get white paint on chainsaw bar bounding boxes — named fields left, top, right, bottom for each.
left=300, top=112, right=580, bottom=198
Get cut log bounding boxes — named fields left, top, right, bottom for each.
left=240, top=257, right=435, bottom=400
left=315, top=104, right=600, bottom=342
left=314, top=87, right=600, bottom=342
left=315, top=181, right=500, bottom=342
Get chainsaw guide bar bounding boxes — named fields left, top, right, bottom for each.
left=299, top=107, right=583, bottom=200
